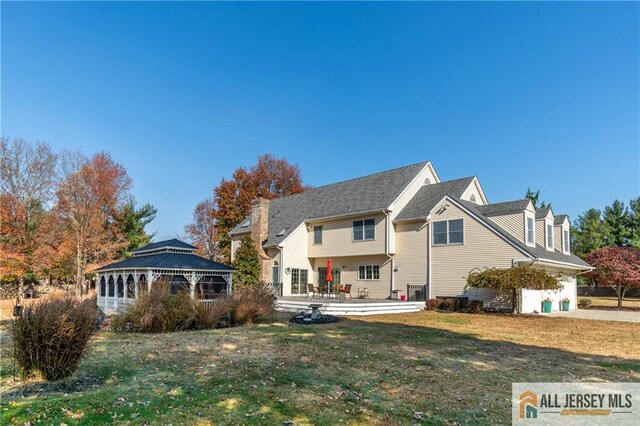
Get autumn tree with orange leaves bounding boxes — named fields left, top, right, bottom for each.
left=49, top=152, right=133, bottom=295
left=0, top=138, right=57, bottom=295
left=186, top=154, right=307, bottom=263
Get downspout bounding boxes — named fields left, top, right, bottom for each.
left=384, top=210, right=394, bottom=294
left=427, top=214, right=432, bottom=300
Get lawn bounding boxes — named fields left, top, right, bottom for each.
left=1, top=311, right=639, bottom=425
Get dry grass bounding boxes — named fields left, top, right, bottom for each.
left=585, top=296, right=640, bottom=309
left=1, top=311, right=638, bottom=425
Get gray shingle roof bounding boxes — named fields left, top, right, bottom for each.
left=131, top=238, right=196, bottom=254
left=232, top=161, right=430, bottom=247
left=554, top=214, right=569, bottom=225
left=95, top=252, right=233, bottom=272
left=474, top=199, right=531, bottom=217
left=394, top=177, right=476, bottom=222
left=535, top=207, right=552, bottom=219
left=456, top=199, right=591, bottom=269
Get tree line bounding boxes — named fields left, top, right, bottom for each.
left=0, top=137, right=156, bottom=295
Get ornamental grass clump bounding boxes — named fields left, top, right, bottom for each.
left=466, top=265, right=561, bottom=313
left=111, top=281, right=195, bottom=333
left=11, top=295, right=99, bottom=381
left=231, top=282, right=276, bottom=325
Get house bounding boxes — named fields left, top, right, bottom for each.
left=229, top=161, right=591, bottom=313
left=95, top=239, right=234, bottom=313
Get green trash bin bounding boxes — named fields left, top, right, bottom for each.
left=561, top=299, right=570, bottom=311
left=542, top=300, right=553, bottom=313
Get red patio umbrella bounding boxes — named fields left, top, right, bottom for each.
left=326, top=259, right=333, bottom=292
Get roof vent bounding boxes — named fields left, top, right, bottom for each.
left=424, top=178, right=431, bottom=186
left=240, top=218, right=250, bottom=228
left=276, top=228, right=287, bottom=237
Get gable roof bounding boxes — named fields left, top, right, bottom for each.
left=131, top=238, right=196, bottom=254
left=455, top=198, right=591, bottom=269
left=474, top=199, right=531, bottom=217
left=535, top=207, right=553, bottom=219
left=231, top=161, right=431, bottom=247
left=394, top=176, right=476, bottom=222
left=554, top=214, right=569, bottom=225
left=95, top=252, right=233, bottom=272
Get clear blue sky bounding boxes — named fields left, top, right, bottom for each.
left=2, top=2, right=638, bottom=240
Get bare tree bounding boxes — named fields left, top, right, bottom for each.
left=185, top=197, right=221, bottom=261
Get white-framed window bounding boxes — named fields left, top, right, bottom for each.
left=526, top=216, right=535, bottom=246
left=358, top=265, right=380, bottom=280
left=353, top=219, right=375, bottom=241
left=546, top=223, right=554, bottom=250
left=432, top=219, right=464, bottom=245
left=563, top=229, right=570, bottom=253
left=313, top=226, right=323, bottom=245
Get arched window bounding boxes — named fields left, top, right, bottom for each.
left=108, top=276, right=115, bottom=297
left=126, top=274, right=135, bottom=298
left=117, top=275, right=124, bottom=298
left=100, top=276, right=106, bottom=297
left=470, top=194, right=477, bottom=203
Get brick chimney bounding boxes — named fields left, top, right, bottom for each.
left=250, top=198, right=272, bottom=282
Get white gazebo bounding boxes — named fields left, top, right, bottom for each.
left=95, top=239, right=234, bottom=313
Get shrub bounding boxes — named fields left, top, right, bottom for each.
left=466, top=300, right=484, bottom=314
left=11, top=296, right=99, bottom=381
left=231, top=282, right=276, bottom=325
left=426, top=299, right=441, bottom=310
left=578, top=298, right=592, bottom=308
left=111, top=282, right=195, bottom=333
left=439, top=298, right=460, bottom=312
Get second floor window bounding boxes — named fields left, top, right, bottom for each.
left=353, top=219, right=375, bottom=241
left=433, top=219, right=464, bottom=245
left=313, top=226, right=323, bottom=245
left=526, top=217, right=535, bottom=245
left=563, top=229, right=570, bottom=253
left=546, top=223, right=553, bottom=249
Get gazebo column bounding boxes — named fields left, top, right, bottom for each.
left=134, top=271, right=139, bottom=299
left=147, top=270, right=153, bottom=292
left=227, top=273, right=233, bottom=296
left=190, top=271, right=196, bottom=299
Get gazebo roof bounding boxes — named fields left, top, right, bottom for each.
left=96, top=239, right=233, bottom=272
left=131, top=238, right=197, bottom=255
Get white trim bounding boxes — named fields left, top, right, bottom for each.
left=131, top=246, right=196, bottom=255
left=276, top=222, right=307, bottom=247
left=470, top=176, right=488, bottom=205
left=545, top=219, right=554, bottom=251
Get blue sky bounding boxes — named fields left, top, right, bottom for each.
left=2, top=2, right=638, bottom=240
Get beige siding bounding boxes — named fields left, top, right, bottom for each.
left=431, top=203, right=524, bottom=308
left=311, top=255, right=392, bottom=299
left=230, top=232, right=250, bottom=262
left=554, top=226, right=563, bottom=252
left=488, top=213, right=524, bottom=243
left=308, top=213, right=387, bottom=258
left=535, top=220, right=545, bottom=247
left=281, top=224, right=312, bottom=296
left=394, top=221, right=428, bottom=289
left=388, top=163, right=438, bottom=254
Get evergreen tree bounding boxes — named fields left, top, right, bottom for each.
left=232, top=236, right=260, bottom=286
left=625, top=197, right=640, bottom=248
left=117, top=197, right=157, bottom=257
left=524, top=188, right=551, bottom=209
left=603, top=199, right=630, bottom=246
left=572, top=209, right=610, bottom=258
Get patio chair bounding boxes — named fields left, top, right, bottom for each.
left=307, top=284, right=321, bottom=299
left=340, top=284, right=353, bottom=301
